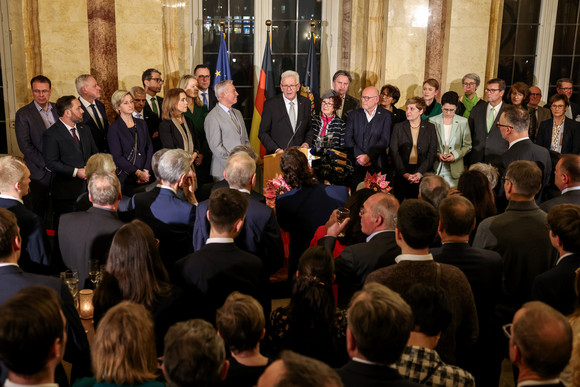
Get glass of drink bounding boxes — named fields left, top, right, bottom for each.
left=61, top=269, right=79, bottom=307
left=89, top=260, right=102, bottom=289
left=336, top=207, right=350, bottom=238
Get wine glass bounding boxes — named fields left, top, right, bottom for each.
left=336, top=207, right=351, bottom=238
left=61, top=269, right=79, bottom=306
left=88, top=260, right=101, bottom=289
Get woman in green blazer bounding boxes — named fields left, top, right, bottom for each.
left=429, top=91, right=472, bottom=188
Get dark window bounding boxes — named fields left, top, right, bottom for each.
left=498, top=0, right=541, bottom=88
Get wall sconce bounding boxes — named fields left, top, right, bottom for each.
left=79, top=289, right=94, bottom=320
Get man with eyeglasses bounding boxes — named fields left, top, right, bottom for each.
left=504, top=302, right=572, bottom=387
left=258, top=70, right=312, bottom=154
left=194, top=64, right=217, bottom=110
left=142, top=68, right=164, bottom=150
left=528, top=86, right=551, bottom=141
left=458, top=73, right=485, bottom=119
left=468, top=78, right=508, bottom=168
left=554, top=78, right=580, bottom=122
left=75, top=74, right=109, bottom=153
left=15, top=75, right=59, bottom=220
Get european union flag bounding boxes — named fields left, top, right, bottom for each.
left=214, top=32, right=232, bottom=87
left=301, top=30, right=319, bottom=111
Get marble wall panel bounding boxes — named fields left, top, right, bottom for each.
left=9, top=1, right=28, bottom=108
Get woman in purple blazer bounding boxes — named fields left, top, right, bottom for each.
left=108, top=90, right=153, bottom=195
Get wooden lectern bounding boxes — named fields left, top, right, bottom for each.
left=262, top=148, right=310, bottom=188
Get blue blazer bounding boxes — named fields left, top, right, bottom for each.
left=536, top=117, right=580, bottom=154
left=108, top=116, right=153, bottom=185
left=345, top=106, right=392, bottom=171
left=15, top=101, right=59, bottom=183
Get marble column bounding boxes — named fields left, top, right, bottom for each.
left=486, top=0, right=504, bottom=82
left=23, top=0, right=42, bottom=81
left=87, top=0, right=118, bottom=122
left=424, top=0, right=447, bottom=86
left=341, top=0, right=352, bottom=71
left=162, top=0, right=182, bottom=89
left=365, top=0, right=385, bottom=87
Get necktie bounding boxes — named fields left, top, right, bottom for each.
left=151, top=97, right=159, bottom=116
left=89, top=104, right=104, bottom=131
left=71, top=127, right=81, bottom=147
left=202, top=93, right=208, bottom=108
left=229, top=109, right=241, bottom=134
left=487, top=106, right=495, bottom=132
left=289, top=101, right=297, bottom=131
left=136, top=113, right=142, bottom=119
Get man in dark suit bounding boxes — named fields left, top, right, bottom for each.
left=142, top=68, right=164, bottom=150
left=541, top=154, right=580, bottom=212
left=528, top=86, right=552, bottom=141
left=59, top=171, right=124, bottom=289
left=75, top=74, right=109, bottom=152
left=332, top=70, right=360, bottom=122
left=258, top=70, right=313, bottom=154
left=15, top=75, right=59, bottom=219
left=178, top=188, right=263, bottom=321
left=193, top=152, right=283, bottom=277
left=431, top=195, right=502, bottom=386
left=0, top=209, right=91, bottom=384
left=555, top=78, right=580, bottom=122
left=0, top=156, right=50, bottom=273
left=499, top=105, right=552, bottom=201
left=532, top=204, right=580, bottom=315
left=344, top=86, right=392, bottom=187
left=337, top=282, right=420, bottom=387
left=318, top=192, right=400, bottom=307
left=43, top=95, right=98, bottom=223
left=132, top=149, right=196, bottom=278
left=194, top=64, right=217, bottom=110
left=468, top=78, right=508, bottom=168
left=508, top=302, right=572, bottom=387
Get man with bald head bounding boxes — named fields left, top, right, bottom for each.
left=345, top=86, right=392, bottom=187
left=527, top=86, right=551, bottom=141
left=541, top=154, right=580, bottom=212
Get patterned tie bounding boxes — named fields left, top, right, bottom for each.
left=202, top=92, right=208, bottom=108
left=71, top=127, right=81, bottom=147
left=487, top=106, right=495, bottom=132
left=89, top=104, right=104, bottom=131
left=151, top=97, right=159, bottom=116
left=136, top=113, right=142, bottom=119
left=289, top=101, right=297, bottom=131
left=229, top=109, right=241, bottom=134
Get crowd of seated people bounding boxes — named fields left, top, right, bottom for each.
left=4, top=66, right=580, bottom=387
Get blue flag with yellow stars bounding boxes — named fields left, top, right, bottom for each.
left=214, top=32, right=232, bottom=87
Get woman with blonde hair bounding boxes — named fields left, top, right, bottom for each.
left=73, top=301, right=163, bottom=387
left=177, top=75, right=211, bottom=185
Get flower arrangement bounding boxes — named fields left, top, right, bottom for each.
left=264, top=174, right=291, bottom=208
left=363, top=172, right=392, bottom=193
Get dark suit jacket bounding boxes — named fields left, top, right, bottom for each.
left=143, top=95, right=163, bottom=150
left=159, top=116, right=201, bottom=151
left=15, top=101, right=58, bottom=183
left=337, top=360, right=422, bottom=387
left=210, top=180, right=266, bottom=203
left=132, top=187, right=195, bottom=276
left=469, top=102, right=508, bottom=167
left=340, top=94, right=361, bottom=123
left=345, top=106, right=392, bottom=172
left=501, top=139, right=552, bottom=198
left=536, top=117, right=580, bottom=154
left=43, top=120, right=98, bottom=200
left=390, top=120, right=438, bottom=176
left=540, top=189, right=580, bottom=212
left=79, top=98, right=109, bottom=152
left=193, top=193, right=284, bottom=276
left=0, top=198, right=50, bottom=270
left=177, top=242, right=263, bottom=317
left=532, top=253, right=580, bottom=315
left=199, top=88, right=217, bottom=110
left=319, top=231, right=400, bottom=307
left=258, top=94, right=313, bottom=154
left=0, top=265, right=91, bottom=382
left=58, top=206, right=124, bottom=289
left=107, top=116, right=153, bottom=186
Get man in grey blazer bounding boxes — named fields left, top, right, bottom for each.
left=204, top=80, right=250, bottom=181
left=15, top=75, right=59, bottom=219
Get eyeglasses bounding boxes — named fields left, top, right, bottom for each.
left=197, top=75, right=211, bottom=79
left=443, top=108, right=456, bottom=113
left=496, top=122, right=513, bottom=130
left=380, top=93, right=392, bottom=98
left=559, top=87, right=573, bottom=91
left=502, top=176, right=512, bottom=184
left=530, top=93, right=542, bottom=97
left=463, top=82, right=476, bottom=86
left=321, top=101, right=334, bottom=106
left=151, top=78, right=164, bottom=83
left=485, top=88, right=500, bottom=93
left=361, top=96, right=377, bottom=101
left=502, top=323, right=513, bottom=339
left=551, top=104, right=566, bottom=109
left=280, top=83, right=299, bottom=89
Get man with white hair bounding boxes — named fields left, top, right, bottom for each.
left=75, top=74, right=109, bottom=152
left=204, top=80, right=250, bottom=181
left=258, top=70, right=313, bottom=154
